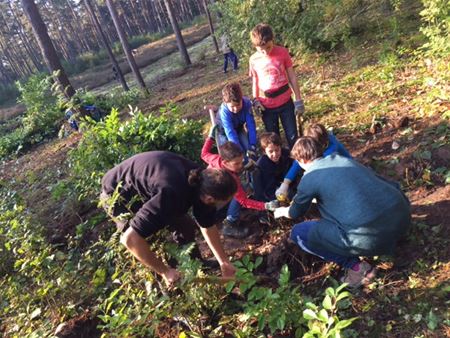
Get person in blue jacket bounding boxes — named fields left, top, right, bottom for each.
left=275, top=123, right=351, bottom=200
left=215, top=82, right=258, bottom=161
left=274, top=137, right=411, bottom=288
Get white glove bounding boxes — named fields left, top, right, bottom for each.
left=274, top=206, right=290, bottom=219
left=275, top=181, right=290, bottom=200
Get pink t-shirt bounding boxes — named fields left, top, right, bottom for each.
left=249, top=45, right=293, bottom=109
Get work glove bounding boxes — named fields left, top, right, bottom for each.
left=275, top=181, right=290, bottom=201
left=294, top=99, right=305, bottom=116
left=252, top=98, right=265, bottom=115
left=208, top=124, right=219, bottom=139
left=274, top=206, right=290, bottom=219
left=264, top=199, right=280, bottom=211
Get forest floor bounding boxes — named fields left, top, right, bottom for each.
left=0, top=31, right=449, bottom=337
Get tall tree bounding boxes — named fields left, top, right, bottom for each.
left=163, top=0, right=191, bottom=65
left=105, top=0, right=147, bottom=91
left=203, top=0, right=219, bottom=54
left=20, top=0, right=75, bottom=98
left=84, top=0, right=129, bottom=91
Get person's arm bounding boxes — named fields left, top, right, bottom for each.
left=200, top=225, right=235, bottom=278
left=234, top=180, right=266, bottom=210
left=288, top=182, right=314, bottom=219
left=285, top=160, right=301, bottom=181
left=328, top=134, right=352, bottom=159
left=286, top=66, right=302, bottom=101
left=120, top=227, right=180, bottom=285
left=245, top=104, right=258, bottom=148
left=201, top=137, right=222, bottom=168
left=221, top=110, right=242, bottom=149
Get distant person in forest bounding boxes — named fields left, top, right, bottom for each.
left=275, top=123, right=352, bottom=201
left=221, top=33, right=238, bottom=73
left=249, top=23, right=305, bottom=149
left=274, top=137, right=411, bottom=288
left=100, top=151, right=237, bottom=286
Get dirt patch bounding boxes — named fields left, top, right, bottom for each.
left=0, top=104, right=25, bottom=122
left=54, top=311, right=101, bottom=338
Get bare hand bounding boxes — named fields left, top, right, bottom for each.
left=162, top=268, right=182, bottom=286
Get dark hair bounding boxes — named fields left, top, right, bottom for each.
left=260, top=132, right=282, bottom=150
left=304, top=123, right=329, bottom=153
left=291, top=137, right=321, bottom=162
left=220, top=141, right=243, bottom=161
left=188, top=168, right=237, bottom=200
left=222, top=82, right=243, bottom=103
left=250, top=23, right=274, bottom=46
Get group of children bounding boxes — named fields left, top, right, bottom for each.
left=101, top=23, right=411, bottom=288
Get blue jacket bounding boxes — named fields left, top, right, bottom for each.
left=289, top=155, right=411, bottom=256
left=217, top=97, right=257, bottom=150
left=285, top=133, right=351, bottom=181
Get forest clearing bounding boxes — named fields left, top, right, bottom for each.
left=0, top=0, right=449, bottom=337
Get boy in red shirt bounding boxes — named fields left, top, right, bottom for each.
left=201, top=128, right=279, bottom=238
left=249, top=23, right=305, bottom=149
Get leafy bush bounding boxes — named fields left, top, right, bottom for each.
left=76, top=87, right=142, bottom=113
left=68, top=105, right=204, bottom=198
left=419, top=0, right=450, bottom=56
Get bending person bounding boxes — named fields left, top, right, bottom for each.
left=274, top=138, right=411, bottom=288
left=100, top=151, right=237, bottom=286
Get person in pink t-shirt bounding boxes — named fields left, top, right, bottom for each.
left=249, top=23, right=305, bottom=149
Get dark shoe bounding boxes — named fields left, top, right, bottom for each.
left=222, top=219, right=250, bottom=239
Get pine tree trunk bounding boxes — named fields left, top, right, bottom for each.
left=163, top=0, right=191, bottom=65
left=105, top=0, right=147, bottom=91
left=84, top=0, right=129, bottom=91
left=203, top=0, right=219, bottom=54
left=21, top=0, right=76, bottom=98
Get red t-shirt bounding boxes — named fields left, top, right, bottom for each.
left=249, top=45, right=293, bottom=109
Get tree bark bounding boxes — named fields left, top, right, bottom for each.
left=202, top=0, right=219, bottom=54
left=84, top=0, right=129, bottom=91
left=163, top=0, right=191, bottom=65
left=21, top=0, right=75, bottom=98
left=105, top=0, right=147, bottom=91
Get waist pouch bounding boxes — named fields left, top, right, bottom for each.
left=264, top=83, right=290, bottom=98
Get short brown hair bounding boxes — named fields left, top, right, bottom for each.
left=222, top=82, right=243, bottom=103
left=250, top=24, right=274, bottom=47
left=259, top=132, right=282, bottom=150
left=291, top=137, right=321, bottom=162
left=220, top=141, right=243, bottom=161
left=304, top=123, right=329, bottom=153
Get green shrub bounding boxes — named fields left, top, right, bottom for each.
left=68, top=105, right=204, bottom=198
left=419, top=0, right=450, bottom=56
left=76, top=87, right=142, bottom=113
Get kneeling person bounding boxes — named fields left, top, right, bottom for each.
left=274, top=138, right=411, bottom=287
left=101, top=151, right=237, bottom=286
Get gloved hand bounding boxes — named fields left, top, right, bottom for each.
left=294, top=99, right=305, bottom=115
left=264, top=199, right=280, bottom=211
left=208, top=124, right=219, bottom=139
left=274, top=206, right=290, bottom=219
left=246, top=146, right=258, bottom=161
left=275, top=181, right=290, bottom=201
left=252, top=98, right=265, bottom=115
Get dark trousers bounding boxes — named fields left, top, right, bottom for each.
left=223, top=50, right=238, bottom=72
left=262, top=99, right=298, bottom=149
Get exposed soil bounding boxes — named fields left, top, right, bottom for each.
left=1, top=31, right=449, bottom=337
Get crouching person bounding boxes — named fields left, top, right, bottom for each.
left=274, top=138, right=411, bottom=288
left=100, top=151, right=237, bottom=286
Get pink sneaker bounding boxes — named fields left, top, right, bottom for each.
left=341, top=261, right=376, bottom=288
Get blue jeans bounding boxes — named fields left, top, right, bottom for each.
left=217, top=127, right=249, bottom=152
left=290, top=221, right=359, bottom=269
left=226, top=198, right=241, bottom=223
left=262, top=99, right=298, bottom=149
left=223, top=51, right=238, bottom=72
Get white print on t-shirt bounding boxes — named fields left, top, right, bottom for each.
left=258, top=59, right=287, bottom=90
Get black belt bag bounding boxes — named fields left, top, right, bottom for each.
left=263, top=83, right=290, bottom=98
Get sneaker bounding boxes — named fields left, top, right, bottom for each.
left=341, top=261, right=376, bottom=288
left=222, top=219, right=250, bottom=239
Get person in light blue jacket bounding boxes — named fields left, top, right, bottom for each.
left=274, top=137, right=411, bottom=288
left=275, top=123, right=352, bottom=200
